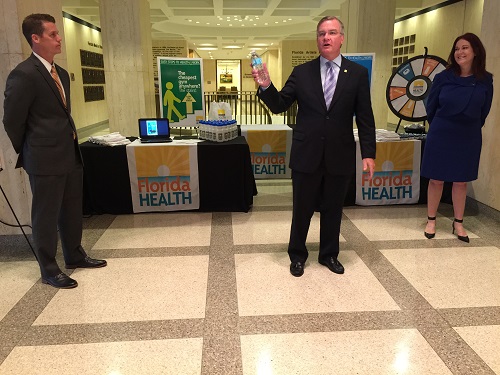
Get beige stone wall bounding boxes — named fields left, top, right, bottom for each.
left=280, top=40, right=318, bottom=87
left=62, top=17, right=108, bottom=130
left=471, top=0, right=500, bottom=210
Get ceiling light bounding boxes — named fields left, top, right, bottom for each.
left=198, top=47, right=217, bottom=50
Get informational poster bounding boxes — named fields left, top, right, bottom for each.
left=355, top=140, right=421, bottom=205
left=157, top=57, right=205, bottom=127
left=241, top=125, right=292, bottom=179
left=126, top=141, right=199, bottom=212
left=344, top=53, right=375, bottom=88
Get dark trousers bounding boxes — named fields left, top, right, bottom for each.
left=29, top=164, right=86, bottom=277
left=288, top=168, right=351, bottom=263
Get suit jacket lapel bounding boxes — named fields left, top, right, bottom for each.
left=329, top=56, right=350, bottom=110
left=308, top=57, right=328, bottom=110
left=30, top=54, right=67, bottom=110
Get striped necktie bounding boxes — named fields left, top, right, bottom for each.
left=51, top=65, right=67, bottom=108
left=323, top=61, right=337, bottom=108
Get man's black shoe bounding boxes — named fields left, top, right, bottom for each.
left=318, top=257, right=344, bottom=274
left=66, top=256, right=107, bottom=269
left=42, top=273, right=78, bottom=289
left=290, top=261, right=304, bottom=277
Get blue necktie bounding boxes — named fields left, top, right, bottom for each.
left=323, top=61, right=337, bottom=108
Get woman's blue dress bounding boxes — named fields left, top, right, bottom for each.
left=421, top=69, right=493, bottom=182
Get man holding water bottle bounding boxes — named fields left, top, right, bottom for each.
left=251, top=16, right=376, bottom=277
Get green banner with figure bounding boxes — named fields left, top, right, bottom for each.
left=158, top=57, right=205, bottom=127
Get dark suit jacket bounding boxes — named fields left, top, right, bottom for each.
left=258, top=56, right=376, bottom=175
left=3, top=53, right=81, bottom=175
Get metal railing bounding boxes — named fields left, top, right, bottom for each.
left=155, top=91, right=297, bottom=126
left=204, top=91, right=297, bottom=125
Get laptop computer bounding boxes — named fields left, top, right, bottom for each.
left=138, top=118, right=172, bottom=143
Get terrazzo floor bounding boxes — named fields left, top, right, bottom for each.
left=1, top=179, right=499, bottom=375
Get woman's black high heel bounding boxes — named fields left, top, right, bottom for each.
left=424, top=216, right=436, bottom=239
left=452, top=218, right=470, bottom=243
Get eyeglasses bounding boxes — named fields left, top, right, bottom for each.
left=317, top=30, right=343, bottom=38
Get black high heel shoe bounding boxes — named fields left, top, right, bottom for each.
left=452, top=218, right=470, bottom=243
left=424, top=216, right=436, bottom=239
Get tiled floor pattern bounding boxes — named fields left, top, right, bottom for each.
left=1, top=179, right=499, bottom=374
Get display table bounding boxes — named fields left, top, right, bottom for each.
left=240, top=125, right=292, bottom=179
left=81, top=136, right=257, bottom=214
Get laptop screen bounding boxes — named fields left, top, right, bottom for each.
left=138, top=118, right=170, bottom=140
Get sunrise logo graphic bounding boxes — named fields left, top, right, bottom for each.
left=247, top=130, right=288, bottom=176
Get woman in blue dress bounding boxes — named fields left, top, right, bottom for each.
left=422, top=33, right=493, bottom=242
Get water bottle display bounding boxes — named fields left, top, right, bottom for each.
left=198, top=120, right=238, bottom=143
left=251, top=51, right=269, bottom=86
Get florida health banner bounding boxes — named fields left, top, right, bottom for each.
left=355, top=140, right=421, bottom=205
left=158, top=57, right=205, bottom=127
left=126, top=141, right=199, bottom=212
left=241, top=125, right=292, bottom=179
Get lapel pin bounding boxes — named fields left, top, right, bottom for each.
left=344, top=69, right=347, bottom=73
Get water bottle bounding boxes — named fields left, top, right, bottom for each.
left=251, top=51, right=269, bottom=86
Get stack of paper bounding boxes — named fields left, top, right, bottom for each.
left=88, top=132, right=131, bottom=146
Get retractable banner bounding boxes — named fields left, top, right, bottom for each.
left=355, top=140, right=421, bottom=205
left=126, top=142, right=199, bottom=212
left=157, top=57, right=205, bottom=127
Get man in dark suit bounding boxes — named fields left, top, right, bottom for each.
left=252, top=16, right=376, bottom=277
left=3, top=13, right=106, bottom=288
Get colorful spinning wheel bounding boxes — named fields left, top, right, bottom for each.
left=386, top=53, right=447, bottom=122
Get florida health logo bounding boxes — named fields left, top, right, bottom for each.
left=248, top=130, right=288, bottom=177
left=360, top=142, right=417, bottom=204
left=138, top=176, right=192, bottom=207
left=361, top=170, right=413, bottom=200
left=134, top=146, right=194, bottom=208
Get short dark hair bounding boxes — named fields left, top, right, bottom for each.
left=22, top=13, right=55, bottom=47
left=447, top=32, right=488, bottom=79
left=317, top=16, right=344, bottom=35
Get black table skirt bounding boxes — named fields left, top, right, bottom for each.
left=81, top=137, right=257, bottom=215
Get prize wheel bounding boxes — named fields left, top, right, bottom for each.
left=386, top=54, right=447, bottom=122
